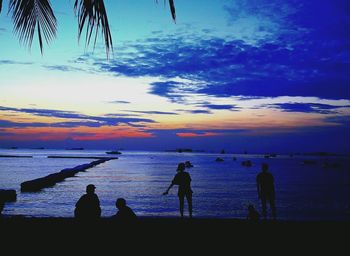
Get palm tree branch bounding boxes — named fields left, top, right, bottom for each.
left=74, top=0, right=113, bottom=58
left=155, top=0, right=176, bottom=22
left=9, top=0, right=57, bottom=54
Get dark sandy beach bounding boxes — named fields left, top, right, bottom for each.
left=0, top=217, right=348, bottom=254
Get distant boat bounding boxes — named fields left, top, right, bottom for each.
left=302, top=160, right=317, bottom=165
left=323, top=162, right=340, bottom=169
left=176, top=148, right=193, bottom=153
left=106, top=151, right=122, bottom=155
left=216, top=157, right=224, bottom=162
left=241, top=160, right=252, bottom=167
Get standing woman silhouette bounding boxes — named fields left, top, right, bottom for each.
left=163, top=162, right=193, bottom=218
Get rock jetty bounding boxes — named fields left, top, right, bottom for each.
left=0, top=189, right=17, bottom=202
left=21, top=158, right=115, bottom=192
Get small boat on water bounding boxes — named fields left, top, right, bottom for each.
left=216, top=157, right=224, bottom=162
left=106, top=151, right=122, bottom=155
left=241, top=160, right=252, bottom=167
left=301, top=160, right=317, bottom=165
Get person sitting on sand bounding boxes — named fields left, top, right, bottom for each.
left=163, top=162, right=193, bottom=218
left=113, top=198, right=137, bottom=221
left=256, top=163, right=276, bottom=220
left=247, top=204, right=260, bottom=222
left=74, top=184, right=101, bottom=219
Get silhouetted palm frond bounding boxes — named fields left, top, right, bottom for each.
left=74, top=0, right=113, bottom=58
left=155, top=0, right=176, bottom=22
left=2, top=0, right=176, bottom=57
left=169, top=0, right=176, bottom=22
left=9, top=0, right=57, bottom=54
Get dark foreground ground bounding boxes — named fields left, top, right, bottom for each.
left=1, top=217, right=349, bottom=248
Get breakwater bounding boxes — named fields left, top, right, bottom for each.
left=0, top=189, right=17, bottom=202
left=47, top=156, right=118, bottom=160
left=20, top=158, right=116, bottom=192
left=0, top=155, right=33, bottom=158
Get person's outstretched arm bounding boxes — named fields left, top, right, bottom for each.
left=163, top=183, right=174, bottom=195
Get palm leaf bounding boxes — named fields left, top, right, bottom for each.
left=155, top=0, right=176, bottom=22
left=169, top=0, right=176, bottom=22
left=9, top=0, right=57, bottom=54
left=0, top=0, right=3, bottom=13
left=74, top=0, right=113, bottom=58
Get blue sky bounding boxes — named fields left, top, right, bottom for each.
left=0, top=0, right=350, bottom=153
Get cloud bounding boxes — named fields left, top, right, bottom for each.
left=86, top=1, right=350, bottom=102
left=263, top=103, right=350, bottom=114
left=147, top=128, right=249, bottom=137
left=126, top=110, right=178, bottom=115
left=43, top=65, right=85, bottom=72
left=0, top=106, right=156, bottom=128
left=324, top=115, right=350, bottom=126
left=108, top=100, right=131, bottom=104
left=178, top=109, right=212, bottom=114
left=176, top=132, right=220, bottom=137
left=0, top=60, right=33, bottom=65
left=199, top=103, right=240, bottom=111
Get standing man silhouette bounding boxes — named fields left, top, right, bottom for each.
left=74, top=184, right=101, bottom=219
left=256, top=163, right=276, bottom=219
left=163, top=162, right=193, bottom=218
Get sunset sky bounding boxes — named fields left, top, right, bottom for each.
left=0, top=0, right=350, bottom=153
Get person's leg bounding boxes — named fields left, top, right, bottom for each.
left=269, top=196, right=277, bottom=220
left=179, top=195, right=184, bottom=217
left=186, top=193, right=193, bottom=218
left=261, top=195, right=267, bottom=219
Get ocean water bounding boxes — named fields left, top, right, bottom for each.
left=1, top=149, right=350, bottom=220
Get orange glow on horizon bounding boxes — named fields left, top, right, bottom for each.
left=0, top=125, right=153, bottom=141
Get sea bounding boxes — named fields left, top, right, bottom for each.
left=1, top=149, right=350, bottom=220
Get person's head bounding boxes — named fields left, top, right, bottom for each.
left=86, top=184, right=96, bottom=194
left=248, top=204, right=255, bottom=212
left=177, top=162, right=186, bottom=172
left=116, top=198, right=126, bottom=210
left=262, top=163, right=269, bottom=172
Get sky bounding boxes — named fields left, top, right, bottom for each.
left=0, top=0, right=350, bottom=153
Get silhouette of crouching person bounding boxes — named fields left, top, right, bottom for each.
left=75, top=184, right=101, bottom=220
left=112, top=198, right=137, bottom=222
left=246, top=204, right=260, bottom=222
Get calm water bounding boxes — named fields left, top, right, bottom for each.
left=1, top=149, right=350, bottom=220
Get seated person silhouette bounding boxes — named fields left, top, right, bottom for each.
left=247, top=204, right=260, bottom=222
left=74, top=184, right=101, bottom=219
left=113, top=198, right=137, bottom=221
